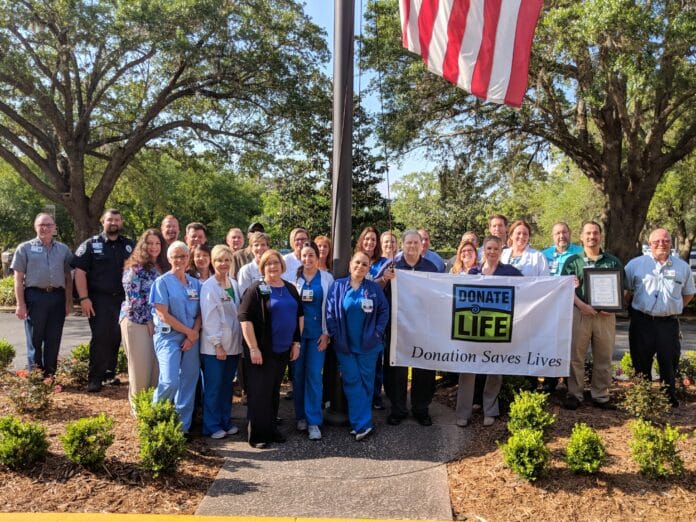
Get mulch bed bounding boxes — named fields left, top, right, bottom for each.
left=438, top=382, right=696, bottom=521
left=0, top=379, right=223, bottom=514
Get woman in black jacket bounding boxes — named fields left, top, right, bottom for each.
left=238, top=249, right=304, bottom=448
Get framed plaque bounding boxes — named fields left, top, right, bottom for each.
left=583, top=268, right=624, bottom=311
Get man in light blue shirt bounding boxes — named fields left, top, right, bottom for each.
left=624, top=228, right=695, bottom=407
left=418, top=228, right=445, bottom=273
left=542, top=222, right=583, bottom=276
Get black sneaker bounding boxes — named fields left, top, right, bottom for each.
left=415, top=414, right=433, bottom=426
left=562, top=395, right=579, bottom=410
left=103, top=377, right=121, bottom=386
left=86, top=381, right=102, bottom=393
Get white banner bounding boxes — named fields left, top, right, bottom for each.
left=390, top=271, right=575, bottom=376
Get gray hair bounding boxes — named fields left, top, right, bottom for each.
left=167, top=240, right=189, bottom=257
left=401, top=229, right=422, bottom=243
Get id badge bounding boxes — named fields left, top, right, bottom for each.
left=186, top=287, right=199, bottom=301
left=259, top=283, right=271, bottom=296
left=302, top=288, right=314, bottom=302
left=30, top=245, right=43, bottom=253
left=361, top=298, right=374, bottom=313
left=664, top=269, right=676, bottom=280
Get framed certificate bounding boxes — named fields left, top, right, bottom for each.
left=584, top=268, right=624, bottom=311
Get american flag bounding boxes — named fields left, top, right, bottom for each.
left=399, top=0, right=543, bottom=108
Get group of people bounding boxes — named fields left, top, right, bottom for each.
left=11, top=209, right=694, bottom=448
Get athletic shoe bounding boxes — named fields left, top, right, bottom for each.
left=226, top=425, right=239, bottom=435
left=355, top=427, right=373, bottom=441
left=210, top=430, right=226, bottom=439
left=456, top=418, right=469, bottom=427
left=308, top=425, right=322, bottom=440
left=483, top=416, right=496, bottom=427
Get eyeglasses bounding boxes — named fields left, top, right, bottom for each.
left=265, top=260, right=281, bottom=267
left=650, top=240, right=671, bottom=245
left=170, top=255, right=188, bottom=260
left=37, top=223, right=55, bottom=228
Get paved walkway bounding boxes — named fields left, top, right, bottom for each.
left=196, top=398, right=465, bottom=520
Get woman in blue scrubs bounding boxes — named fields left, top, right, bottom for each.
left=149, top=240, right=202, bottom=434
left=326, top=252, right=389, bottom=440
left=291, top=242, right=334, bottom=440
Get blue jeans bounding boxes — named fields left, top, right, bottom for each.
left=201, top=353, right=239, bottom=435
left=153, top=333, right=200, bottom=432
left=292, top=337, right=326, bottom=426
left=335, top=349, right=380, bottom=432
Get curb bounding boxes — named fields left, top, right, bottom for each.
left=0, top=515, right=451, bottom=522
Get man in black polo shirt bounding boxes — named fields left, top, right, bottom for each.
left=72, top=209, right=135, bottom=392
left=377, top=229, right=439, bottom=426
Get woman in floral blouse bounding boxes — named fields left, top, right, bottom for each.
left=120, top=228, right=168, bottom=414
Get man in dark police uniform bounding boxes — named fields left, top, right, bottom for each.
left=377, top=229, right=439, bottom=426
left=12, top=213, right=73, bottom=376
left=72, top=209, right=134, bottom=392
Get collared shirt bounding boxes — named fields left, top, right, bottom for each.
left=231, top=247, right=254, bottom=278
left=237, top=259, right=262, bottom=296
left=282, top=252, right=302, bottom=281
left=423, top=249, right=446, bottom=273
left=542, top=244, right=583, bottom=276
left=561, top=250, right=624, bottom=303
left=625, top=254, right=695, bottom=317
left=71, top=232, right=135, bottom=295
left=501, top=245, right=550, bottom=276
left=376, top=254, right=439, bottom=304
left=11, top=238, right=72, bottom=289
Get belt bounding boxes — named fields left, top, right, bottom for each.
left=633, top=309, right=677, bottom=322
left=27, top=286, right=63, bottom=293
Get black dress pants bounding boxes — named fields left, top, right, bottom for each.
left=245, top=350, right=289, bottom=445
left=88, top=293, right=122, bottom=383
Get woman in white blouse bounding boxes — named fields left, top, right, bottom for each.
left=200, top=245, right=243, bottom=439
left=501, top=220, right=550, bottom=277
left=236, top=232, right=270, bottom=296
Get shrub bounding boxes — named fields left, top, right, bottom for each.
left=0, top=276, right=15, bottom=306
left=0, top=415, right=49, bottom=469
left=56, top=342, right=90, bottom=384
left=678, top=351, right=696, bottom=384
left=630, top=420, right=685, bottom=478
left=500, top=428, right=549, bottom=481
left=3, top=368, right=53, bottom=412
left=61, top=413, right=114, bottom=468
left=116, top=346, right=128, bottom=375
left=565, top=423, right=606, bottom=474
left=0, top=338, right=15, bottom=372
left=498, top=376, right=534, bottom=413
left=137, top=397, right=186, bottom=477
left=507, top=390, right=556, bottom=436
left=133, top=388, right=155, bottom=418
left=619, top=376, right=671, bottom=425
left=619, top=352, right=635, bottom=378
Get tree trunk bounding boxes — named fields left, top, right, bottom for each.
left=63, top=198, right=101, bottom=248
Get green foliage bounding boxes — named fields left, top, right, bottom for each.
left=0, top=276, right=15, bottom=306
left=0, top=415, right=49, bottom=469
left=116, top=346, right=128, bottom=375
left=136, top=395, right=186, bottom=477
left=619, top=376, right=672, bottom=425
left=498, top=376, right=535, bottom=414
left=60, top=414, right=114, bottom=469
left=678, top=351, right=696, bottom=383
left=507, top=391, right=556, bottom=436
left=500, top=428, right=550, bottom=481
left=630, top=420, right=685, bottom=478
left=3, top=369, right=53, bottom=413
left=565, top=423, right=606, bottom=474
left=56, top=343, right=91, bottom=385
left=0, top=338, right=15, bottom=371
left=619, top=352, right=635, bottom=378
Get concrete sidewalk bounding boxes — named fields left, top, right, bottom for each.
left=196, top=398, right=467, bottom=520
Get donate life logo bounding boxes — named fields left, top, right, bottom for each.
left=451, top=284, right=515, bottom=343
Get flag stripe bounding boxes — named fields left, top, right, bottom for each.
left=504, top=0, right=543, bottom=107
left=456, top=0, right=485, bottom=93
left=485, top=0, right=522, bottom=104
left=418, top=0, right=440, bottom=64
left=400, top=0, right=411, bottom=48
left=426, top=0, right=454, bottom=75
left=470, top=0, right=501, bottom=100
left=442, top=0, right=471, bottom=84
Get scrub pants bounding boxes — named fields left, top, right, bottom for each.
left=201, top=353, right=239, bottom=435
left=292, top=337, right=326, bottom=426
left=24, top=287, right=66, bottom=375
left=335, top=348, right=380, bottom=432
left=153, top=332, right=200, bottom=432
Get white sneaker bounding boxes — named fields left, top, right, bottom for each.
left=210, top=430, right=226, bottom=439
left=355, top=427, right=373, bottom=441
left=226, top=425, right=239, bottom=435
left=483, top=416, right=496, bottom=427
left=456, top=418, right=469, bottom=427
left=308, top=425, right=321, bottom=440
left=297, top=419, right=308, bottom=431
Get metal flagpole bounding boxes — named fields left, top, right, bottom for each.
left=325, top=0, right=355, bottom=425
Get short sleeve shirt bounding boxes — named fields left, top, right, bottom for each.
left=71, top=233, right=135, bottom=295
left=149, top=272, right=201, bottom=332
left=11, top=238, right=72, bottom=289
left=625, top=254, right=696, bottom=316
left=561, top=250, right=624, bottom=303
